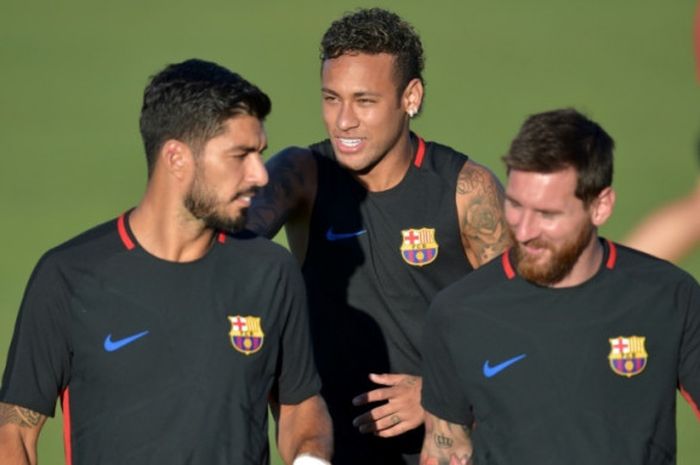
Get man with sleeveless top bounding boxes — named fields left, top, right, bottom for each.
left=247, top=8, right=510, bottom=465
left=420, top=108, right=700, bottom=465
left=0, top=59, right=332, bottom=465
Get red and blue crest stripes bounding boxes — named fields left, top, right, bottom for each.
left=400, top=228, right=439, bottom=267
left=228, top=315, right=264, bottom=355
left=608, top=336, right=648, bottom=378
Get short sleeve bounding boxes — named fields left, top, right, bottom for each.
left=274, top=258, right=321, bottom=405
left=421, top=295, right=473, bottom=425
left=678, top=274, right=700, bottom=420
left=0, top=254, right=72, bottom=417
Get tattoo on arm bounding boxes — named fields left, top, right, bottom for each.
left=0, top=403, right=43, bottom=428
left=457, top=161, right=512, bottom=266
left=421, top=414, right=473, bottom=465
left=246, top=148, right=313, bottom=238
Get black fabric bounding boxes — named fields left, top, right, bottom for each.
left=423, top=240, right=700, bottom=465
left=0, top=214, right=320, bottom=465
left=303, top=135, right=473, bottom=465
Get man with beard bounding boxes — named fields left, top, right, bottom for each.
left=0, top=59, right=332, bottom=465
left=420, top=108, right=700, bottom=465
left=247, top=8, right=510, bottom=465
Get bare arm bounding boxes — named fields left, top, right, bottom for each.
left=624, top=181, right=700, bottom=262
left=247, top=147, right=317, bottom=261
left=0, top=402, right=47, bottom=465
left=456, top=160, right=512, bottom=268
left=420, top=411, right=472, bottom=465
left=276, top=394, right=333, bottom=465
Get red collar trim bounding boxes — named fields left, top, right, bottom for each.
left=117, top=213, right=226, bottom=249
left=413, top=136, right=426, bottom=168
left=605, top=239, right=617, bottom=269
left=117, top=213, right=136, bottom=251
left=502, top=249, right=516, bottom=280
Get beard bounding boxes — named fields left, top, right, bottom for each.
left=184, top=170, right=247, bottom=233
left=511, top=221, right=595, bottom=286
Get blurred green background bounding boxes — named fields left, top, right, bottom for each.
left=1, top=0, right=699, bottom=463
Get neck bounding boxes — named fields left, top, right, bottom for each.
left=354, top=128, right=414, bottom=192
left=551, top=235, right=604, bottom=288
left=129, top=185, right=216, bottom=263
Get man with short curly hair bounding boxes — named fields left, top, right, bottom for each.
left=248, top=8, right=510, bottom=465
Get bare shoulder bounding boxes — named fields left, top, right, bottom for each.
left=0, top=402, right=45, bottom=429
left=456, top=160, right=512, bottom=267
left=246, top=146, right=318, bottom=238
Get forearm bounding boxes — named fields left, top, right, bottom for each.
left=277, top=395, right=333, bottom=465
left=420, top=412, right=472, bottom=465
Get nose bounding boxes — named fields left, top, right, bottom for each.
left=336, top=102, right=359, bottom=131
left=246, top=152, right=269, bottom=188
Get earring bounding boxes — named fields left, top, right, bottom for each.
left=407, top=108, right=416, bottom=118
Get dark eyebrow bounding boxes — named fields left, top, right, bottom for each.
left=321, top=88, right=381, bottom=99
left=226, top=142, right=268, bottom=154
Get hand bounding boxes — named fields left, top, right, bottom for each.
left=351, top=373, right=424, bottom=438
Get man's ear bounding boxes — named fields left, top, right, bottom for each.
left=402, top=78, right=424, bottom=117
left=590, top=187, right=616, bottom=227
left=159, top=140, right=192, bottom=181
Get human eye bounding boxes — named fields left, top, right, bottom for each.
left=357, top=97, right=376, bottom=106
left=322, top=93, right=338, bottom=103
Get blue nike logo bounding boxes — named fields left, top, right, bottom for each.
left=483, top=353, right=527, bottom=378
left=326, top=227, right=367, bottom=241
left=104, top=330, right=150, bottom=352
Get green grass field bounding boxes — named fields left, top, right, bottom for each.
left=1, top=0, right=699, bottom=463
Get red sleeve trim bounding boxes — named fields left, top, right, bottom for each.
left=117, top=213, right=136, bottom=251
left=61, top=387, right=73, bottom=465
left=680, top=384, right=700, bottom=422
left=413, top=136, right=426, bottom=168
left=605, top=240, right=617, bottom=269
left=501, top=249, right=516, bottom=280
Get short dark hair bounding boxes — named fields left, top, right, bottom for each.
left=139, top=58, right=271, bottom=176
left=320, top=8, right=425, bottom=95
left=503, top=108, right=615, bottom=205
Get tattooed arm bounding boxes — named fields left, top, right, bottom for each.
left=276, top=394, right=333, bottom=465
left=246, top=147, right=317, bottom=262
left=420, top=411, right=472, bottom=465
left=0, top=402, right=47, bottom=465
left=456, top=160, right=512, bottom=267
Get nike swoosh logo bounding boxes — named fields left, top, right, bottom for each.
left=104, top=330, right=150, bottom=352
left=326, top=227, right=367, bottom=241
left=483, top=353, right=527, bottom=378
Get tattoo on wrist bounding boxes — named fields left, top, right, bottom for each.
left=434, top=432, right=453, bottom=448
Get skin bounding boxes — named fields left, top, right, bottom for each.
left=624, top=178, right=700, bottom=263
left=0, top=115, right=332, bottom=463
left=276, top=395, right=333, bottom=465
left=248, top=52, right=511, bottom=439
left=504, top=167, right=615, bottom=288
left=419, top=412, right=472, bottom=465
left=0, top=403, right=46, bottom=465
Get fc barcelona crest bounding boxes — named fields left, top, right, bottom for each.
left=228, top=315, right=264, bottom=355
left=400, top=227, right=439, bottom=267
left=608, top=336, right=648, bottom=378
